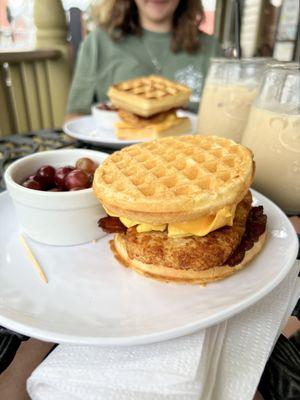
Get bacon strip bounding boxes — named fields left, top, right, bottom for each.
left=225, top=206, right=267, bottom=266
left=98, top=216, right=127, bottom=233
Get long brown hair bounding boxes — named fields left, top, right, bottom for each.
left=97, top=0, right=205, bottom=54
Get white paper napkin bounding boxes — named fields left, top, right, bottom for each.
left=27, top=261, right=300, bottom=400
left=212, top=260, right=300, bottom=400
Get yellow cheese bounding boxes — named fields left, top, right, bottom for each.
left=119, top=217, right=138, bottom=228
left=120, top=217, right=166, bottom=232
left=136, top=223, right=166, bottom=233
left=114, top=205, right=236, bottom=237
left=168, top=205, right=236, bottom=237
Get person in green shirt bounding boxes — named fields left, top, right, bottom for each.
left=65, top=0, right=222, bottom=120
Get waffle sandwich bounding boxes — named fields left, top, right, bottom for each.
left=108, top=76, right=192, bottom=140
left=94, top=136, right=267, bottom=284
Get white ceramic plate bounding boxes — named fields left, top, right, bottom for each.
left=63, top=110, right=197, bottom=149
left=0, top=190, right=298, bottom=345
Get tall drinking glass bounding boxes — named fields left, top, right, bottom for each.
left=242, top=62, right=300, bottom=213
left=197, top=58, right=267, bottom=142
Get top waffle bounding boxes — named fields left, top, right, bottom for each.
left=93, top=136, right=254, bottom=224
left=108, top=75, right=192, bottom=117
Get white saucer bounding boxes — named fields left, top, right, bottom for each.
left=0, top=190, right=298, bottom=345
left=63, top=111, right=197, bottom=149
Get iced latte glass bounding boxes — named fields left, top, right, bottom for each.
left=197, top=58, right=267, bottom=142
left=242, top=63, right=300, bottom=213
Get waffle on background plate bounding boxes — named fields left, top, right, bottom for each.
left=94, top=135, right=267, bottom=284
left=107, top=75, right=193, bottom=140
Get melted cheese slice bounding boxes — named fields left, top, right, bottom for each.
left=117, top=205, right=236, bottom=237
left=119, top=217, right=166, bottom=233
left=168, top=205, right=236, bottom=237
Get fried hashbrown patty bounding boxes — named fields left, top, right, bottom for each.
left=121, top=191, right=253, bottom=271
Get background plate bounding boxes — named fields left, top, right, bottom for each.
left=0, top=190, right=298, bottom=345
left=63, top=110, right=197, bottom=149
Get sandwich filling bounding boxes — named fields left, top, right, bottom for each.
left=99, top=191, right=267, bottom=270
left=104, top=204, right=236, bottom=237
left=115, top=109, right=191, bottom=139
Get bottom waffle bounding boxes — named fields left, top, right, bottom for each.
left=112, top=231, right=266, bottom=284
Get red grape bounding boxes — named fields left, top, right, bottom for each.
left=22, top=179, right=42, bottom=190
left=21, top=158, right=95, bottom=192
left=76, top=158, right=97, bottom=174
left=64, top=169, right=90, bottom=190
left=36, top=165, right=56, bottom=189
left=86, top=172, right=94, bottom=185
left=54, top=166, right=74, bottom=189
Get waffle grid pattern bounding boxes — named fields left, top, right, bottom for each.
left=95, top=136, right=253, bottom=216
left=115, top=76, right=187, bottom=100
left=108, top=76, right=192, bottom=117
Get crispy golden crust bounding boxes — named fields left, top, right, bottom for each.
left=118, top=192, right=252, bottom=272
left=112, top=231, right=266, bottom=284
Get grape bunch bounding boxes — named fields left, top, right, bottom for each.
left=21, top=157, right=98, bottom=191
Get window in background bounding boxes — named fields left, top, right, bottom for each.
left=200, top=0, right=217, bottom=35
left=0, top=0, right=96, bottom=52
left=0, top=0, right=35, bottom=51
left=273, top=0, right=300, bottom=61
left=241, top=0, right=264, bottom=58
left=241, top=0, right=299, bottom=60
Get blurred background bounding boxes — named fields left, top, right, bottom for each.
left=1, top=0, right=299, bottom=58
left=0, top=0, right=299, bottom=136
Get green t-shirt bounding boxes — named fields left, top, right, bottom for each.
left=67, top=27, right=222, bottom=114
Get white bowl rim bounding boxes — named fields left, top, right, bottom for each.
left=4, top=148, right=108, bottom=198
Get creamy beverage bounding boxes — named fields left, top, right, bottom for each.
left=198, top=83, right=258, bottom=142
left=242, top=106, right=300, bottom=212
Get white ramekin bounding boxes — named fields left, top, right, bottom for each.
left=91, top=104, right=120, bottom=130
left=4, top=149, right=108, bottom=246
